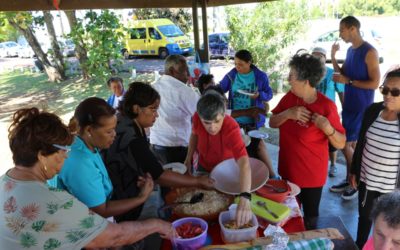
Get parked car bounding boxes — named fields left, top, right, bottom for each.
left=0, top=41, right=22, bottom=57
left=208, top=32, right=235, bottom=58
left=311, top=28, right=384, bottom=63
left=19, top=45, right=35, bottom=58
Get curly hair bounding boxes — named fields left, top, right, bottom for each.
left=289, top=52, right=326, bottom=88
left=8, top=108, right=73, bottom=167
left=119, top=82, right=160, bottom=119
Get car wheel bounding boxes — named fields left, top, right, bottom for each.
left=159, top=48, right=168, bottom=59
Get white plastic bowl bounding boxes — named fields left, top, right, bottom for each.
left=210, top=158, right=269, bottom=195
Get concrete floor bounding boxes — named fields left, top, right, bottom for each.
left=266, top=143, right=359, bottom=241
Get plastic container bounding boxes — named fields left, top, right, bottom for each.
left=219, top=205, right=259, bottom=243
left=172, top=217, right=208, bottom=250
left=255, top=179, right=291, bottom=203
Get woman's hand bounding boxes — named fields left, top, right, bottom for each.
left=196, top=175, right=215, bottom=189
left=137, top=173, right=154, bottom=200
left=236, top=197, right=252, bottom=227
left=250, top=92, right=260, bottom=100
left=311, top=113, right=331, bottom=131
left=288, top=106, right=312, bottom=123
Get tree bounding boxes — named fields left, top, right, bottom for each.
left=133, top=8, right=192, bottom=33
left=4, top=12, right=64, bottom=82
left=43, top=11, right=66, bottom=80
left=64, top=10, right=89, bottom=79
left=0, top=19, right=19, bottom=42
left=226, top=1, right=309, bottom=91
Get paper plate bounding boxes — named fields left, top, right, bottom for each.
left=248, top=130, right=269, bottom=139
left=287, top=181, right=301, bottom=197
left=210, top=158, right=269, bottom=195
left=237, top=89, right=256, bottom=96
left=162, top=162, right=187, bottom=174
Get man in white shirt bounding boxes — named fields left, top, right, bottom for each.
left=150, top=55, right=200, bottom=164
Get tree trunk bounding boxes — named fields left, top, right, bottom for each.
left=7, top=18, right=64, bottom=82
left=64, top=10, right=90, bottom=79
left=43, top=11, right=66, bottom=80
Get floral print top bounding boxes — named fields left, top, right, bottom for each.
left=0, top=173, right=108, bottom=249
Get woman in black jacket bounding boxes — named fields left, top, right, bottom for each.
left=350, top=67, right=400, bottom=249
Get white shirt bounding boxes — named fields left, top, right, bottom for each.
left=150, top=75, right=200, bottom=147
left=112, top=95, right=124, bottom=109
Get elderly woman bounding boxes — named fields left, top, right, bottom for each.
left=349, top=68, right=400, bottom=249
left=103, top=82, right=214, bottom=223
left=0, top=108, right=173, bottom=249
left=184, top=90, right=252, bottom=226
left=362, top=191, right=400, bottom=250
left=269, top=53, right=346, bottom=218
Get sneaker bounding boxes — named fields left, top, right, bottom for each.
left=329, top=181, right=349, bottom=193
left=341, top=187, right=358, bottom=200
left=329, top=165, right=337, bottom=177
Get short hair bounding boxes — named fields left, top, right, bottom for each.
left=119, top=82, right=160, bottom=119
left=107, top=76, right=123, bottom=87
left=197, top=90, right=226, bottom=121
left=164, top=54, right=186, bottom=74
left=383, top=66, right=400, bottom=85
left=235, top=49, right=252, bottom=63
left=289, top=53, right=326, bottom=88
left=70, top=97, right=116, bottom=134
left=370, top=191, right=400, bottom=229
left=340, top=16, right=361, bottom=30
left=8, top=108, right=73, bottom=167
left=197, top=74, right=214, bottom=94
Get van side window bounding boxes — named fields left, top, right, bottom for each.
left=149, top=28, right=162, bottom=40
left=130, top=28, right=146, bottom=39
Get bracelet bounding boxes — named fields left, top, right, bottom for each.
left=238, top=192, right=252, bottom=201
left=327, top=128, right=336, bottom=137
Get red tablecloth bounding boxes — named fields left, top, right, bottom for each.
left=161, top=216, right=305, bottom=250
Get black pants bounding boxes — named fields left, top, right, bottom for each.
left=151, top=145, right=188, bottom=164
left=298, top=186, right=323, bottom=219
left=356, top=181, right=383, bottom=249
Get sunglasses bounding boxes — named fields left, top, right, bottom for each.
left=380, top=85, right=400, bottom=97
left=53, top=144, right=71, bottom=153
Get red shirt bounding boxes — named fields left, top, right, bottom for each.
left=272, top=91, right=345, bottom=188
left=192, top=112, right=248, bottom=172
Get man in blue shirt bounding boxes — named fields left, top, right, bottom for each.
left=329, top=16, right=380, bottom=200
left=312, top=47, right=345, bottom=178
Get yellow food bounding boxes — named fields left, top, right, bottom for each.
left=223, top=220, right=253, bottom=229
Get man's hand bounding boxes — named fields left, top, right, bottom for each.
left=331, top=41, right=340, bottom=57
left=196, top=175, right=215, bottom=189
left=332, top=72, right=350, bottom=84
left=311, top=113, right=331, bottom=134
left=137, top=173, right=154, bottom=200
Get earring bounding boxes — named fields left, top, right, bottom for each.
left=88, top=133, right=92, bottom=137
left=42, top=162, right=48, bottom=172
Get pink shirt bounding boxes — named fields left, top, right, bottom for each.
left=363, top=236, right=374, bottom=250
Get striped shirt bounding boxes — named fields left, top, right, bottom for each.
left=360, top=115, right=400, bottom=193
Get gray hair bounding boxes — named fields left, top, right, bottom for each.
left=370, top=190, right=400, bottom=228
left=164, top=54, right=186, bottom=74
left=197, top=90, right=226, bottom=121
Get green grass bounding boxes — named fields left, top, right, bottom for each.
left=0, top=71, right=157, bottom=122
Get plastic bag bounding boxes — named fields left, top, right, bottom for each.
left=188, top=52, right=210, bottom=85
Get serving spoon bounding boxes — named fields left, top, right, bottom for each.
left=264, top=183, right=287, bottom=193
left=160, top=192, right=204, bottom=210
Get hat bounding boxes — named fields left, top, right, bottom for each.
left=312, top=47, right=327, bottom=56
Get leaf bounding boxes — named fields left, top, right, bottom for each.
left=79, top=216, right=95, bottom=229
left=31, top=220, right=46, bottom=232
left=20, top=232, right=37, bottom=248
left=60, top=200, right=73, bottom=210
left=66, top=230, right=87, bottom=243
left=46, top=202, right=58, bottom=215
left=43, top=238, right=61, bottom=250
left=4, top=196, right=17, bottom=214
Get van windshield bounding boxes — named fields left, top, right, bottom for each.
left=157, top=25, right=184, bottom=37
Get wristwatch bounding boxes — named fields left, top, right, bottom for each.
left=238, top=192, right=252, bottom=201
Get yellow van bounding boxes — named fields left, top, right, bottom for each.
left=123, top=18, right=193, bottom=59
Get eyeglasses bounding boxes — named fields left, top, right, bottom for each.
left=379, top=85, right=400, bottom=97
left=53, top=144, right=71, bottom=153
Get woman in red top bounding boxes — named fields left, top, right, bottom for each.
left=184, top=91, right=252, bottom=227
left=269, top=52, right=346, bottom=218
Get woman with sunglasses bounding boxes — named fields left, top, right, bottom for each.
left=0, top=108, right=173, bottom=249
left=269, top=53, right=346, bottom=219
left=349, top=67, right=400, bottom=249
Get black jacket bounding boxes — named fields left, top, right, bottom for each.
left=351, top=102, right=400, bottom=188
